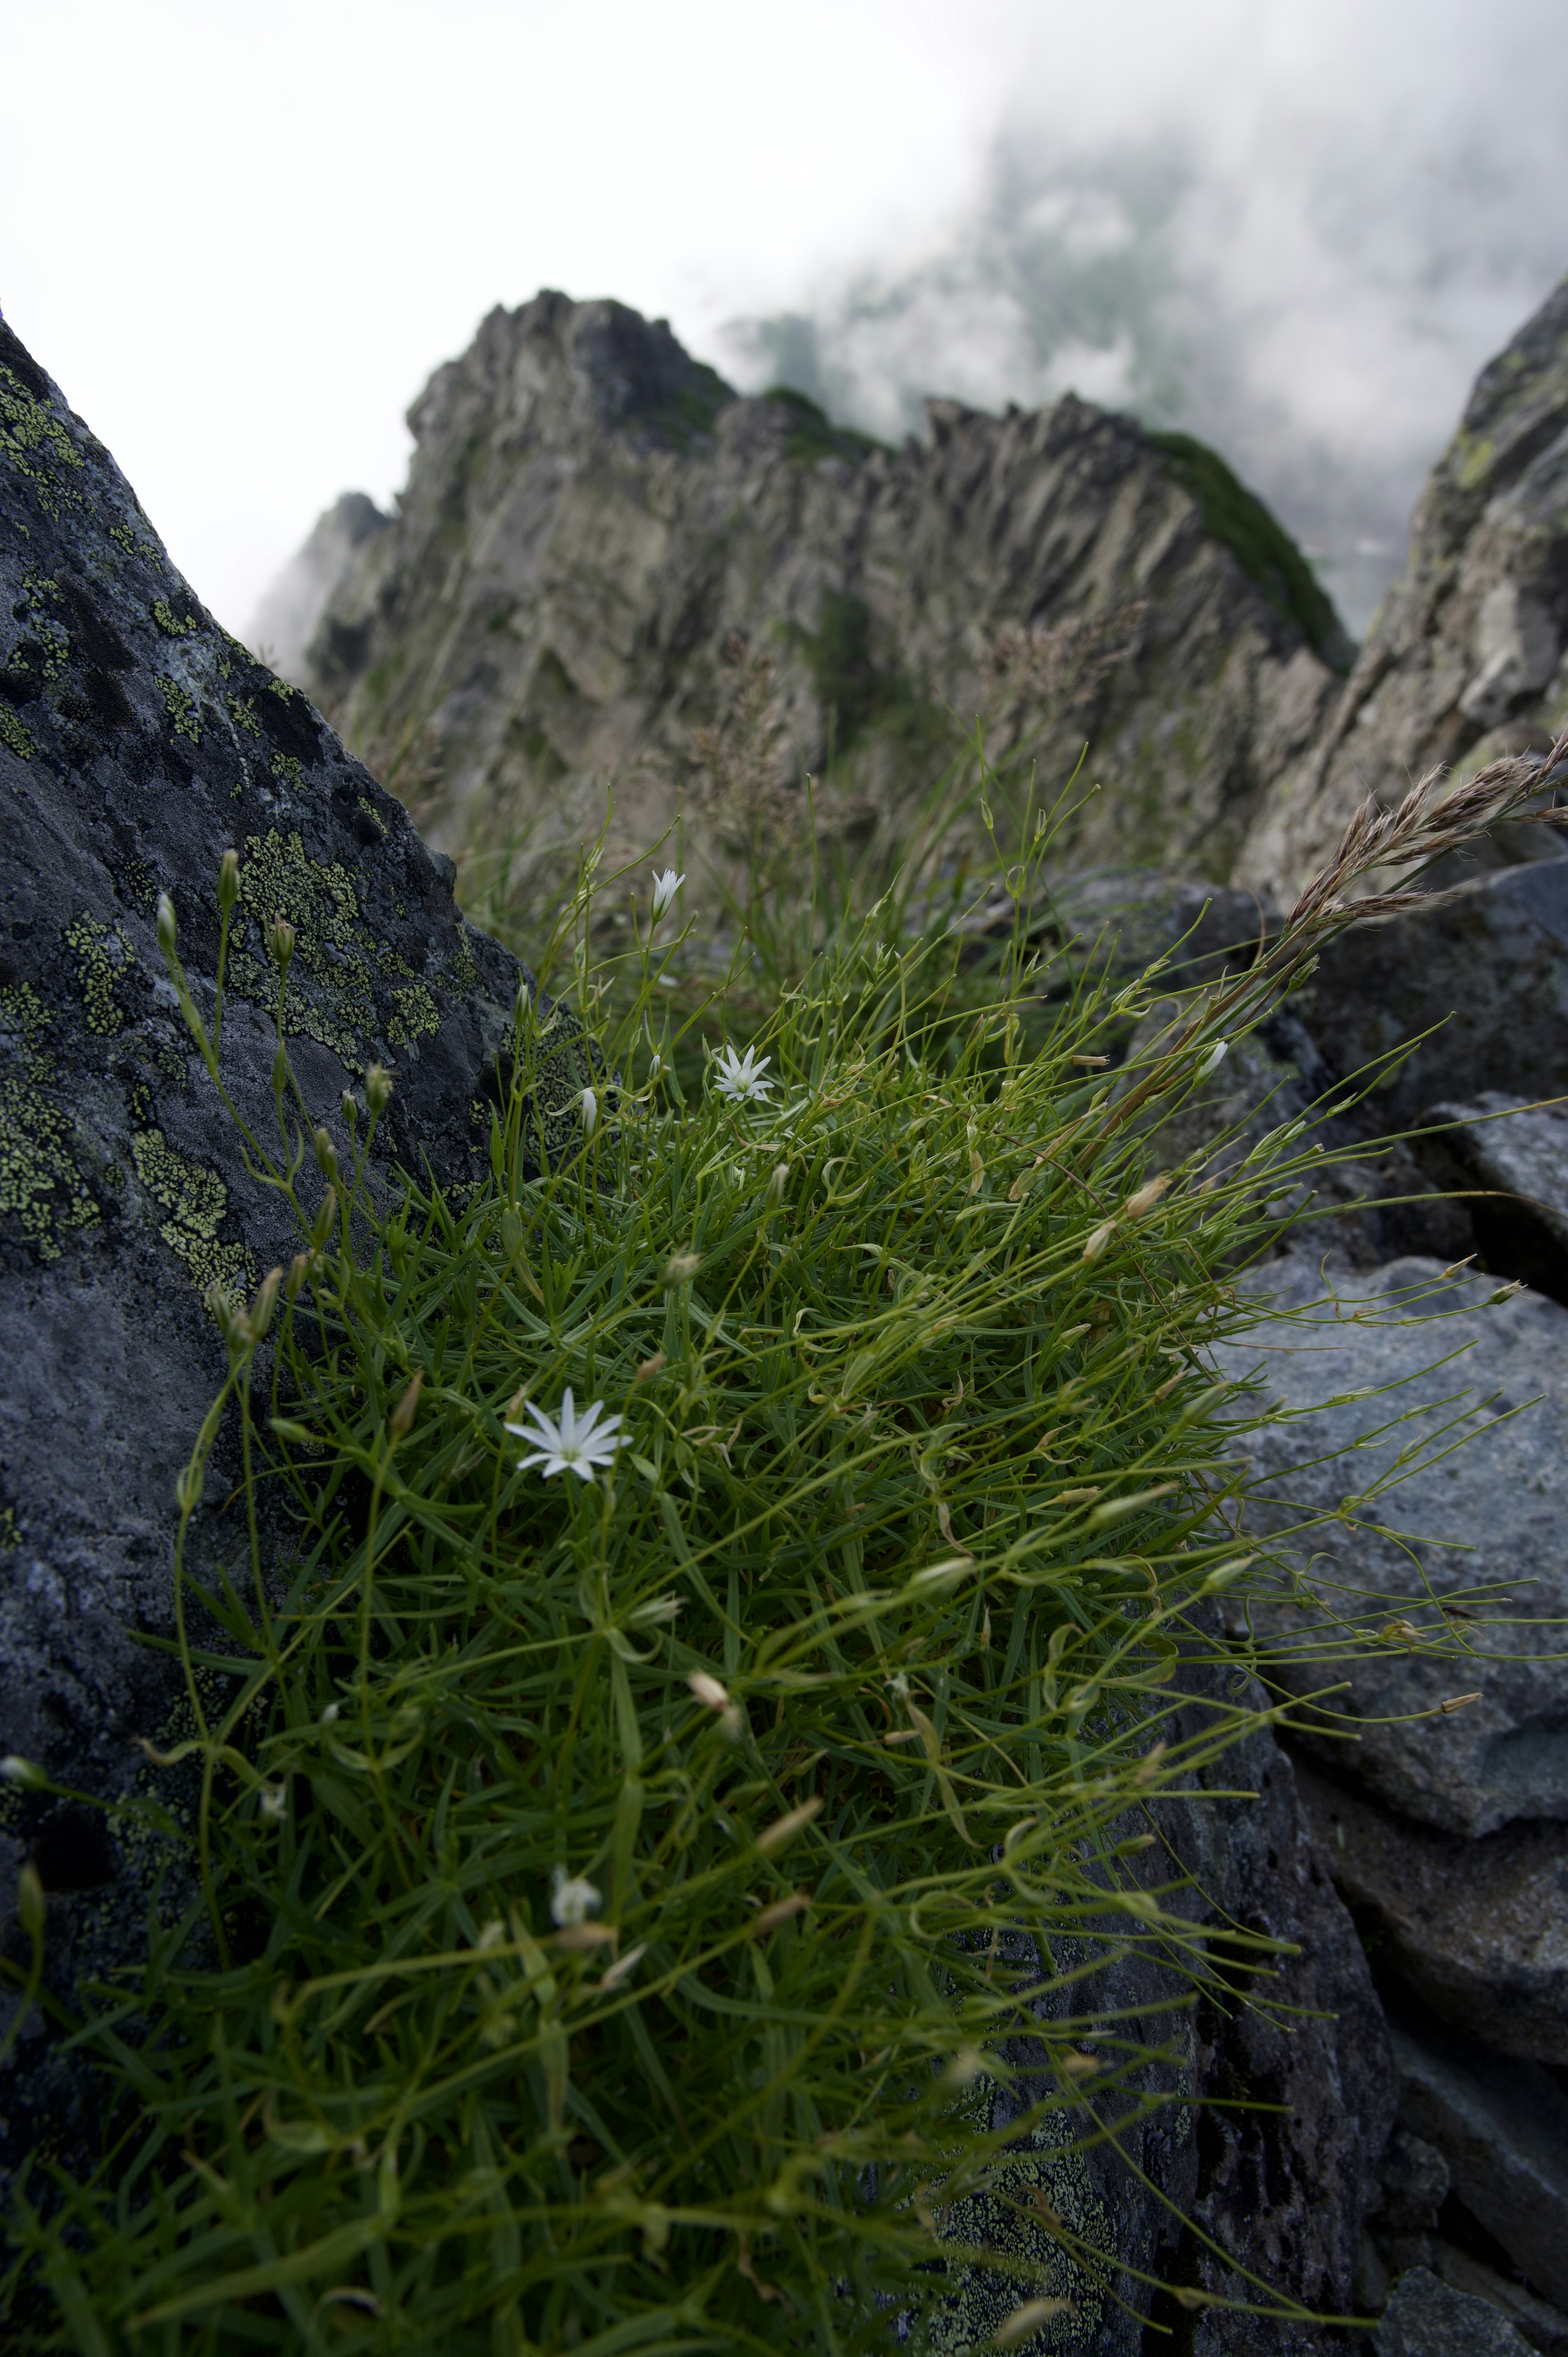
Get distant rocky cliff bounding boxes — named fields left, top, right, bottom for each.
left=1239, top=270, right=1568, bottom=901
left=278, top=274, right=1568, bottom=914
left=291, top=290, right=1352, bottom=892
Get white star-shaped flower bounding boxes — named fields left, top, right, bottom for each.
left=506, top=1388, right=627, bottom=1482
left=650, top=867, right=686, bottom=920
left=713, top=1043, right=774, bottom=1103
left=551, top=1869, right=602, bottom=1928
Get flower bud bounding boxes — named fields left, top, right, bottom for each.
left=271, top=1040, right=290, bottom=1096
left=1123, top=1175, right=1171, bottom=1220
left=284, top=1251, right=310, bottom=1301
left=156, top=892, right=177, bottom=960
left=1194, top=1040, right=1228, bottom=1082
left=687, top=1670, right=730, bottom=1710
left=1081, top=1219, right=1117, bottom=1263
left=217, top=849, right=241, bottom=913
left=365, top=1062, right=393, bottom=1116
left=664, top=1252, right=701, bottom=1284
left=313, top=1128, right=338, bottom=1181
left=310, top=1187, right=337, bottom=1250
left=581, top=1086, right=598, bottom=1139
left=390, top=1371, right=423, bottom=1438
left=18, top=1862, right=45, bottom=1941
left=266, top=914, right=296, bottom=972
left=249, top=1267, right=281, bottom=1342
left=0, top=1756, right=46, bottom=1789
left=765, top=1162, right=791, bottom=1208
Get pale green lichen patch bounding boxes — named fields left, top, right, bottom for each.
left=159, top=676, right=200, bottom=743
left=63, top=912, right=135, bottom=1035
left=388, top=983, right=439, bottom=1049
left=152, top=599, right=196, bottom=638
left=921, top=2105, right=1114, bottom=2354
left=18, top=573, right=69, bottom=681
left=271, top=752, right=303, bottom=788
left=0, top=703, right=34, bottom=760
left=357, top=794, right=387, bottom=835
left=227, top=828, right=387, bottom=1069
left=0, top=983, right=100, bottom=1261
left=0, top=364, right=84, bottom=518
left=130, top=1129, right=247, bottom=1293
left=227, top=693, right=261, bottom=737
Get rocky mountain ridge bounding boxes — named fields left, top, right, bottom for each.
left=281, top=272, right=1568, bottom=917
left=293, top=290, right=1352, bottom=898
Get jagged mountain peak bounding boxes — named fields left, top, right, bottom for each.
left=285, top=288, right=1348, bottom=901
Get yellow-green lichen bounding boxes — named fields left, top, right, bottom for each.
left=0, top=983, right=100, bottom=1260
left=268, top=678, right=296, bottom=704
left=227, top=693, right=261, bottom=738
left=0, top=1503, right=18, bottom=1553
left=118, top=857, right=159, bottom=913
left=18, top=575, right=69, bottom=681
left=271, top=752, right=303, bottom=788
left=63, top=912, right=135, bottom=1036
left=0, top=365, right=84, bottom=517
left=130, top=1129, right=247, bottom=1293
left=388, top=983, right=439, bottom=1050
left=920, top=2104, right=1114, bottom=2355
left=152, top=599, right=196, bottom=638
left=159, top=677, right=200, bottom=743
left=0, top=703, right=34, bottom=760
left=449, top=928, right=478, bottom=992
left=226, top=830, right=380, bottom=1069
left=357, top=794, right=387, bottom=835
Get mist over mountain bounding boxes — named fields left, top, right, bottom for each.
left=716, top=87, right=1568, bottom=637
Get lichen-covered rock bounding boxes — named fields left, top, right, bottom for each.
left=0, top=308, right=529, bottom=1796
left=1239, top=271, right=1568, bottom=904
left=290, top=291, right=1348, bottom=893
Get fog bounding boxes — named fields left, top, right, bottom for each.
left=2, top=0, right=1563, bottom=639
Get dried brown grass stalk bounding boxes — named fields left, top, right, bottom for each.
left=1099, top=728, right=1568, bottom=1144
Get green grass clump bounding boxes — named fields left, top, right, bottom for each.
left=11, top=736, right=1559, bottom=2353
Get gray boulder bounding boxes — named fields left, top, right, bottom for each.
left=1380, top=2266, right=1534, bottom=2357
left=1219, top=1251, right=1568, bottom=1838
left=1290, top=859, right=1568, bottom=1132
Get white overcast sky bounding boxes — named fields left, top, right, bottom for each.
left=3, top=0, right=1565, bottom=638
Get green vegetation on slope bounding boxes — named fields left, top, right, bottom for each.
left=8, top=742, right=1540, bottom=2351
left=1147, top=430, right=1350, bottom=668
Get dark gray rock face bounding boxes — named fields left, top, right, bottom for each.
left=1391, top=2023, right=1568, bottom=2313
left=1418, top=1094, right=1568, bottom=1303
left=0, top=309, right=524, bottom=1800
left=1379, top=2266, right=1534, bottom=2357
left=290, top=290, right=1347, bottom=894
left=1168, top=1721, right=1397, bottom=2350
left=1240, top=270, right=1568, bottom=905
left=1295, top=1761, right=1568, bottom=2065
